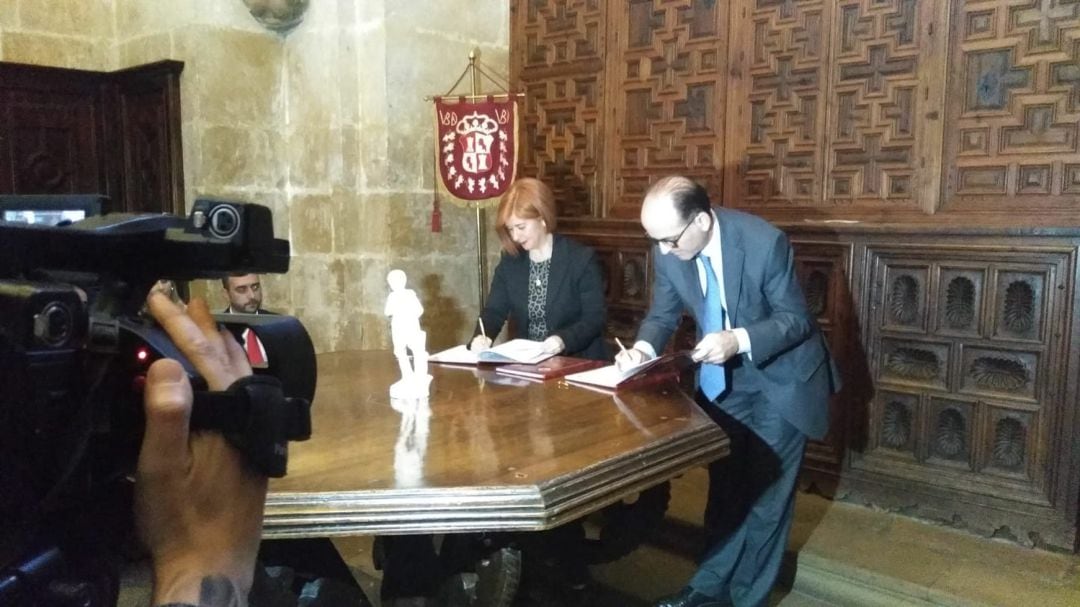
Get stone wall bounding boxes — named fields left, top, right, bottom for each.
left=5, top=0, right=509, bottom=354
left=0, top=0, right=115, bottom=69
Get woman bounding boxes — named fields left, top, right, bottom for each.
left=379, top=180, right=607, bottom=604
left=471, top=177, right=608, bottom=361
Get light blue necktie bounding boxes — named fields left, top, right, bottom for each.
left=699, top=254, right=726, bottom=400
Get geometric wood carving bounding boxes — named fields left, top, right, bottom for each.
left=828, top=0, right=921, bottom=206
left=512, top=0, right=607, bottom=217
left=2, top=89, right=103, bottom=195
left=0, top=61, right=184, bottom=214
left=944, top=0, right=1080, bottom=209
left=733, top=0, right=830, bottom=206
left=608, top=0, right=729, bottom=219
left=723, top=0, right=947, bottom=214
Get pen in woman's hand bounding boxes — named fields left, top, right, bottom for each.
left=479, top=317, right=487, bottom=339
left=614, top=337, right=628, bottom=355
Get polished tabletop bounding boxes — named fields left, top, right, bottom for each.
left=264, top=351, right=728, bottom=538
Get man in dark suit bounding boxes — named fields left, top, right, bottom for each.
left=221, top=273, right=269, bottom=366
left=616, top=176, right=837, bottom=607
left=222, top=273, right=264, bottom=314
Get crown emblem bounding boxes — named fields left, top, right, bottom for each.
left=456, top=112, right=499, bottom=136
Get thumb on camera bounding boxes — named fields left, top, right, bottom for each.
left=140, top=359, right=193, bottom=473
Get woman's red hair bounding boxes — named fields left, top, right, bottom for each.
left=495, top=178, right=558, bottom=255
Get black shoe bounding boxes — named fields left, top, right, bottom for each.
left=653, top=586, right=727, bottom=607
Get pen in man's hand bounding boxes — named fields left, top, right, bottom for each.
left=615, top=337, right=628, bottom=355
left=479, top=317, right=487, bottom=339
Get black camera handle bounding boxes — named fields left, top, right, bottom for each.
left=190, top=375, right=311, bottom=478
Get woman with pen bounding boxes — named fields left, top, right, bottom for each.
left=470, top=177, right=609, bottom=362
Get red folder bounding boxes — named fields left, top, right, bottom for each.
left=495, top=356, right=606, bottom=381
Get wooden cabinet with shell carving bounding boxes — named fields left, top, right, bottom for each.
left=785, top=225, right=1080, bottom=550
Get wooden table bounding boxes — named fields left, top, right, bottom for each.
left=264, top=351, right=728, bottom=539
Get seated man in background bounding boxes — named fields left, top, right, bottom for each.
left=221, top=273, right=271, bottom=366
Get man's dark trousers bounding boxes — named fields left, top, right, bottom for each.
left=690, top=388, right=806, bottom=607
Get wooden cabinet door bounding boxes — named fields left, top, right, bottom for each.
left=0, top=67, right=105, bottom=196
left=0, top=61, right=184, bottom=214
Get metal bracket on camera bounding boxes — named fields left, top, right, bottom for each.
left=190, top=375, right=312, bottom=478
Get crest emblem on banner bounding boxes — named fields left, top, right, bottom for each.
left=435, top=97, right=518, bottom=201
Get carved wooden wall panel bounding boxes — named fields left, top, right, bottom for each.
left=852, top=238, right=1077, bottom=545
left=792, top=240, right=858, bottom=478
left=516, top=0, right=1079, bottom=222
left=511, top=0, right=607, bottom=217
left=824, top=0, right=947, bottom=210
left=606, top=0, right=729, bottom=219
left=0, top=85, right=104, bottom=196
left=113, top=63, right=186, bottom=216
left=723, top=0, right=948, bottom=214
left=519, top=2, right=1080, bottom=550
left=944, top=0, right=1080, bottom=213
left=725, top=0, right=833, bottom=207
left=0, top=61, right=184, bottom=214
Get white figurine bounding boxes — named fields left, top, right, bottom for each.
left=385, top=269, right=431, bottom=398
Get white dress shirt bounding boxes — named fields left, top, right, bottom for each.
left=635, top=211, right=753, bottom=359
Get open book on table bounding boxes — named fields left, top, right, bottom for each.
left=495, top=356, right=606, bottom=381
left=429, top=338, right=555, bottom=365
left=563, top=350, right=694, bottom=391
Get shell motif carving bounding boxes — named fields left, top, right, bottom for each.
left=885, top=347, right=940, bottom=380
left=881, top=400, right=912, bottom=449
left=804, top=270, right=828, bottom=317
left=889, top=274, right=919, bottom=325
left=933, top=408, right=966, bottom=460
left=969, top=357, right=1029, bottom=392
left=622, top=258, right=645, bottom=299
left=1002, top=280, right=1035, bottom=334
left=944, top=276, right=976, bottom=329
left=992, top=417, right=1026, bottom=470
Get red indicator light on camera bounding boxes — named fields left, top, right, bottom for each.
left=136, top=347, right=150, bottom=363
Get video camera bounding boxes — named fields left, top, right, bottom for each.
left=0, top=196, right=316, bottom=606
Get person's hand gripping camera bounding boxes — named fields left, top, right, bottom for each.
left=135, top=293, right=265, bottom=606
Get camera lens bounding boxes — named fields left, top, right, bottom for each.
left=208, top=205, right=241, bottom=239
left=33, top=302, right=73, bottom=347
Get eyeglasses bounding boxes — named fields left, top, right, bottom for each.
left=648, top=216, right=699, bottom=247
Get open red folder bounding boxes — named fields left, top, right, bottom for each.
left=494, top=356, right=606, bottom=381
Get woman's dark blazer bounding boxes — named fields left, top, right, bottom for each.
left=476, top=234, right=609, bottom=361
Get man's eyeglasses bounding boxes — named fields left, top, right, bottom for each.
left=647, top=212, right=711, bottom=247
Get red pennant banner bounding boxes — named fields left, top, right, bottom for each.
left=435, top=97, right=517, bottom=200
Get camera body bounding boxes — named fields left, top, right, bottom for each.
left=0, top=198, right=315, bottom=606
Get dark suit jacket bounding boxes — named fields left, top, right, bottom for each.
left=636, top=208, right=837, bottom=439
left=477, top=234, right=609, bottom=361
left=221, top=308, right=275, bottom=346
